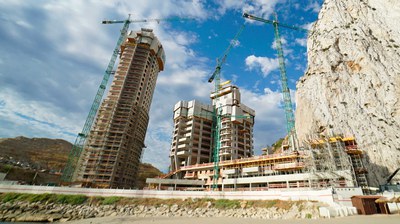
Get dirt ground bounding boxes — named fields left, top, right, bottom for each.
left=67, top=214, right=400, bottom=224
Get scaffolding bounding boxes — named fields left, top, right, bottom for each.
left=343, top=137, right=368, bottom=187
left=155, top=135, right=369, bottom=191
left=70, top=29, right=165, bottom=189
left=303, top=135, right=369, bottom=188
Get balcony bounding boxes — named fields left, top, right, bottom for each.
left=220, top=138, right=232, bottom=143
left=274, top=162, right=304, bottom=170
left=178, top=137, right=190, bottom=143
left=219, top=149, right=232, bottom=155
left=177, top=151, right=190, bottom=157
left=177, top=143, right=190, bottom=149
left=220, top=144, right=231, bottom=149
left=184, top=172, right=197, bottom=179
left=220, top=125, right=231, bottom=130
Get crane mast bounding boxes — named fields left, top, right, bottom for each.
left=272, top=14, right=295, bottom=136
left=208, top=24, right=245, bottom=190
left=243, top=12, right=307, bottom=151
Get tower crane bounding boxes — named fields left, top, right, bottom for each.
left=243, top=12, right=308, bottom=151
left=62, top=15, right=190, bottom=182
left=208, top=24, right=245, bottom=190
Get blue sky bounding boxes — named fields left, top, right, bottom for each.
left=0, top=0, right=322, bottom=172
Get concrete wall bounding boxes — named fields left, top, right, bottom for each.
left=382, top=191, right=400, bottom=214
left=0, top=173, right=6, bottom=181
left=0, top=184, right=335, bottom=205
left=333, top=187, right=364, bottom=206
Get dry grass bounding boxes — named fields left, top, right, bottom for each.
left=0, top=192, right=313, bottom=211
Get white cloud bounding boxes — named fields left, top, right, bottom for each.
left=15, top=20, right=33, bottom=29
left=240, top=87, right=287, bottom=153
left=271, top=36, right=294, bottom=56
left=217, top=0, right=244, bottom=14
left=295, top=38, right=307, bottom=47
left=305, top=1, right=322, bottom=13
left=272, top=36, right=288, bottom=49
left=295, top=63, right=306, bottom=73
left=0, top=88, right=79, bottom=141
left=142, top=125, right=173, bottom=172
left=302, top=21, right=315, bottom=30
left=231, top=74, right=239, bottom=83
left=245, top=55, right=279, bottom=77
left=243, top=0, right=281, bottom=17
left=217, top=0, right=281, bottom=18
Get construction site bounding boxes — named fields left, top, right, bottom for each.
left=60, top=12, right=372, bottom=193
left=146, top=84, right=369, bottom=191
left=146, top=13, right=370, bottom=192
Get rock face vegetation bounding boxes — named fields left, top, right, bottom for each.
left=295, top=0, right=400, bottom=186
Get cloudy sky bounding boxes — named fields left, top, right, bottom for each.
left=0, top=0, right=322, bottom=172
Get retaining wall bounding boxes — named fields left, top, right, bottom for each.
left=0, top=184, right=335, bottom=204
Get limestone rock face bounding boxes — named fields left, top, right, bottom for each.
left=296, top=0, right=400, bottom=186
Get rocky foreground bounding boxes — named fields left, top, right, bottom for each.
left=0, top=199, right=320, bottom=222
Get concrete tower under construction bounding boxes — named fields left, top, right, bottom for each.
left=73, top=28, right=165, bottom=188
left=170, top=84, right=255, bottom=172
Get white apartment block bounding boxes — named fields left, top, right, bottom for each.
left=170, top=100, right=214, bottom=171
left=211, top=85, right=255, bottom=161
left=170, top=85, right=255, bottom=172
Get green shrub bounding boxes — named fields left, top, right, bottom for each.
left=27, top=193, right=54, bottom=203
left=55, top=194, right=87, bottom=205
left=0, top=164, right=13, bottom=173
left=265, top=200, right=277, bottom=208
left=306, top=213, right=312, bottom=219
left=214, top=199, right=240, bottom=209
left=16, top=193, right=31, bottom=201
left=102, top=196, right=122, bottom=205
left=1, top=193, right=20, bottom=203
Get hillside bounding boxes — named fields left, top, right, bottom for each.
left=137, top=163, right=164, bottom=189
left=295, top=0, right=400, bottom=186
left=0, top=136, right=71, bottom=171
left=0, top=136, right=163, bottom=188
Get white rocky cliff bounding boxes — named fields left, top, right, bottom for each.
left=296, top=0, right=400, bottom=186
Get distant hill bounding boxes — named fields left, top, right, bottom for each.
left=137, top=163, right=163, bottom=189
left=0, top=136, right=163, bottom=188
left=0, top=136, right=72, bottom=171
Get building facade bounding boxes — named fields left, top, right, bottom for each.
left=170, top=100, right=214, bottom=171
left=73, top=28, right=165, bottom=188
left=211, top=85, right=255, bottom=161
left=169, top=84, right=255, bottom=173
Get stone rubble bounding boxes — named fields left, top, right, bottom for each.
left=0, top=200, right=320, bottom=222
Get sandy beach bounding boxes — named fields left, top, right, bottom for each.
left=66, top=214, right=400, bottom=224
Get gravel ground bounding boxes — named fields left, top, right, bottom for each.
left=66, top=214, right=400, bottom=224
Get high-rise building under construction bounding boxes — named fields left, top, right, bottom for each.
left=170, top=84, right=255, bottom=172
left=73, top=28, right=165, bottom=188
